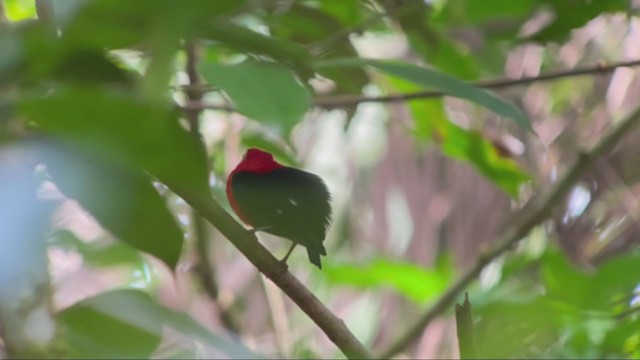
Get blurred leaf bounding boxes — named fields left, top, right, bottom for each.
left=49, top=229, right=145, bottom=269
left=267, top=3, right=369, bottom=94
left=435, top=0, right=534, bottom=27
left=40, top=142, right=184, bottom=269
left=387, top=78, right=530, bottom=197
left=63, top=0, right=245, bottom=49
left=541, top=248, right=640, bottom=312
left=474, top=296, right=563, bottom=358
left=61, top=289, right=261, bottom=359
left=324, top=259, right=453, bottom=304
left=200, top=60, right=311, bottom=133
left=439, top=122, right=530, bottom=197
left=315, top=58, right=530, bottom=129
left=19, top=85, right=210, bottom=196
left=319, top=0, right=367, bottom=26
left=4, top=0, right=36, bottom=21
left=60, top=290, right=162, bottom=358
left=424, top=37, right=480, bottom=80
left=528, top=0, right=629, bottom=43
left=156, top=301, right=263, bottom=359
left=206, top=21, right=312, bottom=76
left=602, top=317, right=640, bottom=358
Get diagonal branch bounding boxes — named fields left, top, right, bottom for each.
left=378, top=105, right=640, bottom=359
left=176, top=192, right=371, bottom=359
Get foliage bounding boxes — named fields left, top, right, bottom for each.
left=0, top=0, right=638, bottom=358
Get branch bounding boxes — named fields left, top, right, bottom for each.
left=378, top=105, right=640, bottom=358
left=181, top=59, right=640, bottom=112
left=184, top=42, right=243, bottom=334
left=177, top=195, right=371, bottom=359
left=313, top=59, right=640, bottom=108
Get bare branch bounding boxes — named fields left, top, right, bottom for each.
left=181, top=59, right=640, bottom=112
left=378, top=105, right=640, bottom=358
left=313, top=59, right=640, bottom=108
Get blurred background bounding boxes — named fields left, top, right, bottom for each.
left=1, top=0, right=640, bottom=358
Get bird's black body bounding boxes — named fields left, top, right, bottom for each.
left=230, top=167, right=331, bottom=268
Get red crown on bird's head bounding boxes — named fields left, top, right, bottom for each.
left=234, top=148, right=283, bottom=174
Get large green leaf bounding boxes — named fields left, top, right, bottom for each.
left=60, top=289, right=260, bottom=359
left=206, top=21, right=312, bottom=77
left=19, top=86, right=210, bottom=196
left=200, top=60, right=311, bottom=133
left=266, top=3, right=369, bottom=94
left=40, top=142, right=184, bottom=269
left=315, top=58, right=531, bottom=129
left=62, top=0, right=245, bottom=49
left=18, top=86, right=210, bottom=268
left=324, top=259, right=453, bottom=304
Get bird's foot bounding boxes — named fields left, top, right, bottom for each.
left=277, top=243, right=296, bottom=271
left=277, top=257, right=289, bottom=271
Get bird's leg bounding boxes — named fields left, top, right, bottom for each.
left=279, top=243, right=297, bottom=265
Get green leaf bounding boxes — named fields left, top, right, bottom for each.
left=528, top=0, right=629, bottom=43
left=541, top=248, right=640, bottom=312
left=266, top=3, right=369, bottom=94
left=60, top=289, right=261, bottom=359
left=40, top=142, right=184, bottom=269
left=63, top=0, right=246, bottom=49
left=324, top=259, right=453, bottom=304
left=388, top=77, right=529, bottom=197
left=206, top=21, right=312, bottom=74
left=315, top=58, right=531, bottom=130
left=439, top=122, right=530, bottom=197
left=200, top=60, right=311, bottom=133
left=59, top=290, right=162, bottom=358
left=474, top=296, right=564, bottom=358
left=4, top=0, right=36, bottom=21
left=19, top=85, right=210, bottom=197
left=48, top=229, right=146, bottom=269
left=435, top=0, right=535, bottom=27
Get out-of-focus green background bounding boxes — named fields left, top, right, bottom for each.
left=1, top=0, right=639, bottom=358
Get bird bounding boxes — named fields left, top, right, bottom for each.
left=226, top=148, right=332, bottom=269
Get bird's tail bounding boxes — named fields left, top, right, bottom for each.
left=306, top=243, right=326, bottom=269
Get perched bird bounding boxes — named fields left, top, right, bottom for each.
left=226, top=148, right=332, bottom=269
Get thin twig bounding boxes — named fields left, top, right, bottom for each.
left=312, top=59, right=640, bottom=108
left=378, top=105, right=640, bottom=358
left=181, top=59, right=640, bottom=112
